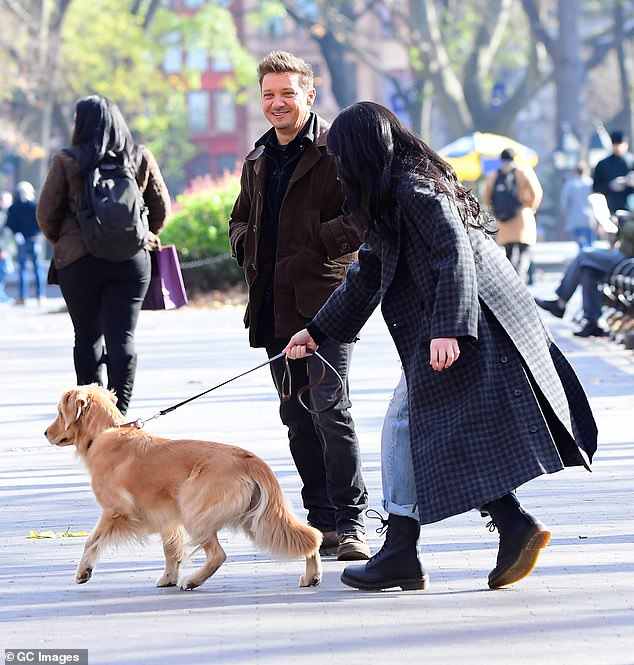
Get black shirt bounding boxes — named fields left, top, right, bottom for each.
left=593, top=152, right=634, bottom=213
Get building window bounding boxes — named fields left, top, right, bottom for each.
left=211, top=54, right=233, bottom=72
left=188, top=91, right=210, bottom=133
left=163, top=32, right=181, bottom=74
left=186, top=47, right=208, bottom=72
left=217, top=154, right=237, bottom=175
left=189, top=152, right=211, bottom=179
left=214, top=91, right=236, bottom=133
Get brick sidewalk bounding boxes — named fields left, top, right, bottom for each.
left=1, top=299, right=633, bottom=665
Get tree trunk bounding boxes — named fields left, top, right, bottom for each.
left=614, top=0, right=633, bottom=139
left=554, top=0, right=582, bottom=138
left=315, top=33, right=357, bottom=108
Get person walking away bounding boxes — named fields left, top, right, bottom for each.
left=592, top=130, right=634, bottom=215
left=37, top=95, right=170, bottom=414
left=284, top=102, right=597, bottom=592
left=560, top=163, right=596, bottom=249
left=0, top=191, right=14, bottom=303
left=6, top=181, right=45, bottom=304
left=483, top=148, right=543, bottom=283
left=228, top=51, right=370, bottom=560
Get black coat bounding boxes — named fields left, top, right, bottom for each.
left=7, top=200, right=40, bottom=239
left=312, top=178, right=598, bottom=524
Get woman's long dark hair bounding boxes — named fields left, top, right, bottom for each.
left=327, top=101, right=490, bottom=243
left=71, top=95, right=138, bottom=175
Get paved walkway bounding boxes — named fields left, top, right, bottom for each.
left=1, top=284, right=633, bottom=665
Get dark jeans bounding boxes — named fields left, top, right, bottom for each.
left=57, top=251, right=150, bottom=414
left=556, top=246, right=626, bottom=324
left=265, top=338, right=368, bottom=534
left=16, top=237, right=44, bottom=299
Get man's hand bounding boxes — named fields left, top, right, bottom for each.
left=284, top=329, right=319, bottom=359
left=609, top=176, right=626, bottom=192
left=429, top=337, right=460, bottom=372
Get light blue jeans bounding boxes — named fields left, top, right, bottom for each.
left=381, top=371, right=419, bottom=520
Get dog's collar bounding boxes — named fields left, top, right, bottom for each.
left=119, top=419, right=144, bottom=429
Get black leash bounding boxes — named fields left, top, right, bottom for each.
left=121, top=350, right=344, bottom=429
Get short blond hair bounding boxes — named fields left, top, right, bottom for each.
left=257, top=50, right=314, bottom=90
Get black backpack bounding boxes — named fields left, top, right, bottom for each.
left=490, top=168, right=520, bottom=222
left=67, top=148, right=149, bottom=262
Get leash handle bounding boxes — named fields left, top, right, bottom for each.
left=280, top=351, right=345, bottom=415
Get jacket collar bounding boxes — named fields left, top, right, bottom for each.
left=246, top=113, right=330, bottom=162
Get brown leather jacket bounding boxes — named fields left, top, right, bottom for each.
left=37, top=146, right=171, bottom=274
left=229, top=114, right=366, bottom=347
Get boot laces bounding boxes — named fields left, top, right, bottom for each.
left=486, top=519, right=498, bottom=533
left=365, top=508, right=388, bottom=536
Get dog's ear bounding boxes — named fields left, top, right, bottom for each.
left=62, top=389, right=89, bottom=429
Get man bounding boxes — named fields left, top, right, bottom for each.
left=6, top=181, right=45, bottom=305
left=536, top=130, right=634, bottom=338
left=228, top=51, right=370, bottom=560
left=592, top=130, right=634, bottom=214
left=560, top=162, right=596, bottom=249
left=483, top=148, right=543, bottom=284
left=535, top=206, right=634, bottom=337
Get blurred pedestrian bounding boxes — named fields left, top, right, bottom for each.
left=285, top=102, right=597, bottom=592
left=0, top=191, right=14, bottom=303
left=592, top=130, right=634, bottom=214
left=228, top=51, right=370, bottom=560
left=6, top=181, right=45, bottom=304
left=560, top=162, right=596, bottom=249
left=37, top=95, right=171, bottom=414
left=536, top=205, right=634, bottom=337
left=483, top=148, right=543, bottom=283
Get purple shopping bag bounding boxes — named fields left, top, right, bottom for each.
left=142, top=245, right=188, bottom=310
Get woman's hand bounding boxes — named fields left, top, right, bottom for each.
left=284, top=329, right=319, bottom=360
left=429, top=337, right=460, bottom=372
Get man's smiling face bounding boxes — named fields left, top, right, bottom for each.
left=261, top=71, right=315, bottom=144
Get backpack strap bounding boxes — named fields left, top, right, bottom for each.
left=62, top=146, right=82, bottom=160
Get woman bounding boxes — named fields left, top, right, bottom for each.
left=285, top=102, right=597, bottom=591
left=482, top=147, right=542, bottom=284
left=37, top=95, right=171, bottom=414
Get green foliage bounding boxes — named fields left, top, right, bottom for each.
left=57, top=0, right=256, bottom=189
left=160, top=175, right=240, bottom=258
left=159, top=175, right=243, bottom=290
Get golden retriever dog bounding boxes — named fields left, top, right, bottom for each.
left=45, top=385, right=322, bottom=590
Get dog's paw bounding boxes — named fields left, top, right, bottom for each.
left=299, top=573, right=322, bottom=588
left=75, top=567, right=93, bottom=584
left=155, top=574, right=177, bottom=588
left=177, top=576, right=200, bottom=591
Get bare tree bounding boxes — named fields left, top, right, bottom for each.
left=276, top=0, right=633, bottom=142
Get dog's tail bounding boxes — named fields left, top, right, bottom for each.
left=245, top=459, right=322, bottom=559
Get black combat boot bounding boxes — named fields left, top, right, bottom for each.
left=483, top=493, right=551, bottom=589
left=107, top=354, right=137, bottom=415
left=340, top=513, right=429, bottom=591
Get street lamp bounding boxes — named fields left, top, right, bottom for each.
left=552, top=121, right=581, bottom=172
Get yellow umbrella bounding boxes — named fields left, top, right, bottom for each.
left=438, top=132, right=539, bottom=182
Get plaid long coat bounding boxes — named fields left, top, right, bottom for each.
left=312, top=178, right=598, bottom=525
